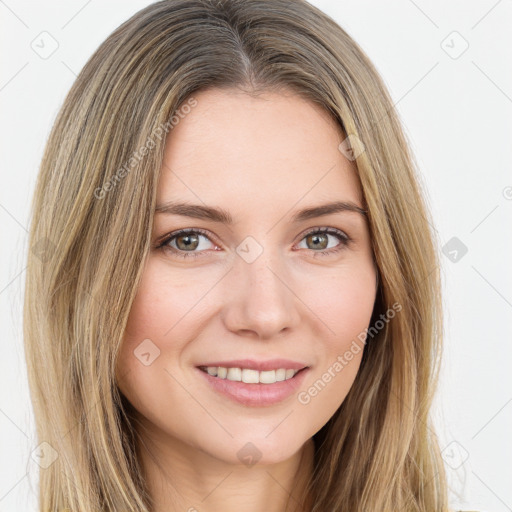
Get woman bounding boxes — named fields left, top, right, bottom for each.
left=24, top=0, right=463, bottom=510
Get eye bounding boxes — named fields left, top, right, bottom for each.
left=295, top=227, right=351, bottom=257
left=156, top=228, right=218, bottom=259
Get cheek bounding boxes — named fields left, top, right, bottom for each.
left=301, top=260, right=377, bottom=347
left=122, top=256, right=214, bottom=346
left=115, top=260, right=208, bottom=441
left=292, top=263, right=376, bottom=423
left=116, top=259, right=195, bottom=397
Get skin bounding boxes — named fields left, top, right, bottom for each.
left=115, top=88, right=378, bottom=512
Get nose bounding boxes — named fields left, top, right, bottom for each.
left=220, top=248, right=301, bottom=339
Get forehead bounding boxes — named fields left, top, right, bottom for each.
left=157, top=88, right=363, bottom=214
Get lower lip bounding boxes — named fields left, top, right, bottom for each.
left=196, top=367, right=310, bottom=407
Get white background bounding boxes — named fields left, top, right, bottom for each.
left=1, top=1, right=511, bottom=511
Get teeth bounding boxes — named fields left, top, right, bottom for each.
left=285, top=369, right=295, bottom=379
left=258, top=370, right=275, bottom=384
left=242, top=369, right=259, bottom=383
left=201, top=366, right=301, bottom=384
left=275, top=368, right=286, bottom=381
left=227, top=367, right=242, bottom=381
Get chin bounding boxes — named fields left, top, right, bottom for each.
left=202, top=429, right=306, bottom=467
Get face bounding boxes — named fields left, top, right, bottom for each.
left=116, top=88, right=377, bottom=466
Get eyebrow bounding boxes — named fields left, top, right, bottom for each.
left=155, top=200, right=367, bottom=223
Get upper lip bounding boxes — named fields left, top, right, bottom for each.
left=196, top=359, right=309, bottom=372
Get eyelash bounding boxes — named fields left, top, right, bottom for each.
left=156, top=227, right=351, bottom=260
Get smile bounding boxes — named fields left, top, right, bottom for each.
left=196, top=365, right=310, bottom=407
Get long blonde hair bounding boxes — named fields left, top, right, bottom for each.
left=24, top=0, right=448, bottom=510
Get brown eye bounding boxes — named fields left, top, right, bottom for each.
left=296, top=227, right=350, bottom=256
left=158, top=228, right=217, bottom=259
left=175, top=233, right=200, bottom=251
left=305, top=232, right=329, bottom=250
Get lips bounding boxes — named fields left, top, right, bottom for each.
left=195, top=359, right=311, bottom=407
